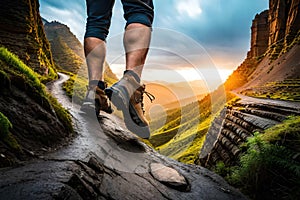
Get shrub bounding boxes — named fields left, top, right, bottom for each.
left=0, top=112, right=12, bottom=138
left=0, top=112, right=20, bottom=150
left=228, top=117, right=300, bottom=199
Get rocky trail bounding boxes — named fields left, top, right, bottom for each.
left=0, top=73, right=246, bottom=200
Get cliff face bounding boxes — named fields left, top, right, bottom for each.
left=285, top=0, right=300, bottom=45
left=249, top=10, right=269, bottom=58
left=198, top=98, right=300, bottom=168
left=269, top=0, right=300, bottom=49
left=0, top=0, right=55, bottom=77
left=225, top=0, right=300, bottom=91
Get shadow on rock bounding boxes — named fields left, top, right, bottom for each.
left=98, top=115, right=146, bottom=153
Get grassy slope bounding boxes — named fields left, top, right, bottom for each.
left=241, top=79, right=300, bottom=101
left=61, top=63, right=118, bottom=104
left=0, top=112, right=20, bottom=151
left=0, top=47, right=73, bottom=133
left=51, top=36, right=83, bottom=73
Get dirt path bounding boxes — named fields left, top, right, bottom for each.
left=234, top=92, right=300, bottom=110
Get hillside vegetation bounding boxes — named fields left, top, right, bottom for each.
left=0, top=47, right=73, bottom=167
left=215, top=116, right=300, bottom=199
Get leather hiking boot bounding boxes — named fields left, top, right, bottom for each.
left=105, top=73, right=155, bottom=139
left=80, top=84, right=113, bottom=117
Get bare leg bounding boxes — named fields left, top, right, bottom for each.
left=84, top=37, right=106, bottom=83
left=123, top=23, right=151, bottom=78
left=81, top=37, right=113, bottom=115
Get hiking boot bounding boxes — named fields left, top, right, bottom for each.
left=105, top=73, right=155, bottom=139
left=80, top=84, right=113, bottom=117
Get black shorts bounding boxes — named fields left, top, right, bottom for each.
left=85, top=0, right=154, bottom=41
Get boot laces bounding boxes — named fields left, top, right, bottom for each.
left=138, top=86, right=155, bottom=114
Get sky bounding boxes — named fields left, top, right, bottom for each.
left=39, top=0, right=268, bottom=90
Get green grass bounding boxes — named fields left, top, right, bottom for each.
left=0, top=47, right=45, bottom=94
left=47, top=94, right=73, bottom=133
left=51, top=36, right=83, bottom=73
left=0, top=112, right=20, bottom=150
left=215, top=116, right=300, bottom=199
left=62, top=73, right=87, bottom=104
left=0, top=112, right=12, bottom=138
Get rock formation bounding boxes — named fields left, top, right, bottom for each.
left=225, top=0, right=300, bottom=91
left=0, top=107, right=247, bottom=199
left=249, top=10, right=269, bottom=58
left=0, top=0, right=55, bottom=77
left=269, top=0, right=300, bottom=49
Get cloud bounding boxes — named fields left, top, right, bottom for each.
left=176, top=0, right=202, bottom=18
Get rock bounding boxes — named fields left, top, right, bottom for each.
left=150, top=163, right=190, bottom=192
left=99, top=115, right=146, bottom=153
left=285, top=0, right=300, bottom=45
left=0, top=0, right=54, bottom=75
left=268, top=0, right=300, bottom=51
left=0, top=140, right=247, bottom=200
left=0, top=0, right=73, bottom=168
left=224, top=0, right=300, bottom=91
left=268, top=0, right=288, bottom=48
left=249, top=10, right=269, bottom=58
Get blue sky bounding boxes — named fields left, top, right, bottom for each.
left=40, top=0, right=268, bottom=86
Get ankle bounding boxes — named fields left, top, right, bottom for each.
left=124, top=70, right=141, bottom=83
left=89, top=80, right=106, bottom=90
